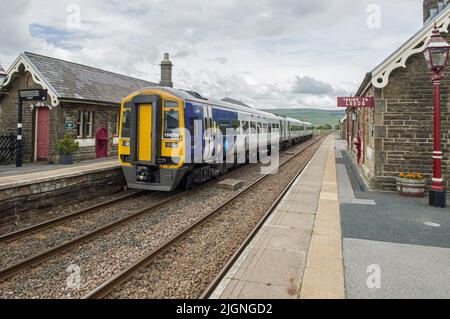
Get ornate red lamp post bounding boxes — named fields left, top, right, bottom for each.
left=423, top=24, right=449, bottom=208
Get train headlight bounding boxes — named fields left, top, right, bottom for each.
left=122, top=140, right=131, bottom=147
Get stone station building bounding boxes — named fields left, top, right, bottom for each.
left=346, top=0, right=450, bottom=191
left=0, top=52, right=167, bottom=163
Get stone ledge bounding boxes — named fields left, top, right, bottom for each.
left=0, top=162, right=121, bottom=191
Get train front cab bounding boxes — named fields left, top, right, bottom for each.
left=118, top=89, right=189, bottom=191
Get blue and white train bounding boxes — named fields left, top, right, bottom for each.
left=118, top=87, right=313, bottom=191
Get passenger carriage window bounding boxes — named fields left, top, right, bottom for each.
left=250, top=122, right=256, bottom=134
left=262, top=123, right=267, bottom=134
left=228, top=120, right=240, bottom=135
left=242, top=121, right=249, bottom=134
left=189, top=118, right=195, bottom=140
left=217, top=119, right=231, bottom=135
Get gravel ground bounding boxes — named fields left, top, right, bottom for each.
left=0, top=191, right=137, bottom=236
left=105, top=137, right=324, bottom=299
left=0, top=138, right=320, bottom=299
left=0, top=191, right=172, bottom=269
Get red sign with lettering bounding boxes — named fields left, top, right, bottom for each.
left=337, top=97, right=374, bottom=108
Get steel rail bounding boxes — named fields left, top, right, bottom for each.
left=201, top=134, right=328, bottom=299
left=0, top=191, right=188, bottom=282
left=0, top=191, right=144, bottom=243
left=82, top=135, right=326, bottom=299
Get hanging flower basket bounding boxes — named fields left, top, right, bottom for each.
left=396, top=173, right=426, bottom=198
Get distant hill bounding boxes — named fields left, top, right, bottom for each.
left=262, top=108, right=345, bottom=127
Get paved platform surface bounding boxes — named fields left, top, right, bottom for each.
left=336, top=139, right=450, bottom=299
left=212, top=136, right=450, bottom=299
left=0, top=158, right=120, bottom=189
left=212, top=135, right=345, bottom=299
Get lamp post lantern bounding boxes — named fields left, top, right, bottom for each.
left=423, top=24, right=449, bottom=208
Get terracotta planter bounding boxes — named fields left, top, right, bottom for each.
left=396, top=177, right=426, bottom=198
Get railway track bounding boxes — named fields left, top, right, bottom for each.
left=82, top=135, right=326, bottom=299
left=0, top=190, right=187, bottom=282
left=0, top=150, right=269, bottom=282
left=200, top=136, right=327, bottom=298
left=0, top=191, right=143, bottom=243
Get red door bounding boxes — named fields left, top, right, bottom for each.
left=36, top=107, right=50, bottom=160
left=95, top=127, right=108, bottom=158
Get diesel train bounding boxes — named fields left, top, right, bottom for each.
left=118, top=87, right=313, bottom=191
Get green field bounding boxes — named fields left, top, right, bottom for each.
left=262, top=108, right=345, bottom=127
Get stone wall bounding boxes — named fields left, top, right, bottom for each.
left=378, top=49, right=449, bottom=191
left=0, top=69, right=57, bottom=162
left=352, top=33, right=450, bottom=191
left=0, top=167, right=125, bottom=224
left=59, top=102, right=120, bottom=162
left=0, top=69, right=120, bottom=163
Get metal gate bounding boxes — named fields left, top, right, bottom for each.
left=0, top=134, right=17, bottom=165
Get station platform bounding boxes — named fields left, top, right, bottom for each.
left=0, top=157, right=120, bottom=189
left=212, top=135, right=450, bottom=299
left=336, top=139, right=450, bottom=299
left=211, top=135, right=345, bottom=299
left=0, top=158, right=123, bottom=225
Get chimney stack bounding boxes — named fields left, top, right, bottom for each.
left=423, top=0, right=448, bottom=23
left=160, top=53, right=173, bottom=88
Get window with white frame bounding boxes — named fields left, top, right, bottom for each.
left=85, top=111, right=93, bottom=138
left=76, top=111, right=83, bottom=138
left=76, top=111, right=94, bottom=139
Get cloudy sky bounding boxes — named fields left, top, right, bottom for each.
left=0, top=0, right=423, bottom=109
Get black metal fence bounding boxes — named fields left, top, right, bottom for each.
left=0, top=134, right=17, bottom=165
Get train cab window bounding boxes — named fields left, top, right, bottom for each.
left=165, top=100, right=179, bottom=108
left=121, top=109, right=131, bottom=138
left=163, top=109, right=180, bottom=139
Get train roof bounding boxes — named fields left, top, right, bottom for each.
left=133, top=86, right=312, bottom=126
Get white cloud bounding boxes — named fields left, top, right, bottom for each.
left=0, top=0, right=423, bottom=109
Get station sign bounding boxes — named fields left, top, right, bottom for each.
left=18, top=89, right=48, bottom=101
left=65, top=121, right=74, bottom=129
left=337, top=96, right=374, bottom=108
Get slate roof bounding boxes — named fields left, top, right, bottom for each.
left=23, top=52, right=157, bottom=105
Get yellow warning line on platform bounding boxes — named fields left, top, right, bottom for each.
left=300, top=138, right=345, bottom=299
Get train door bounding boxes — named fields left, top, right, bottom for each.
left=137, top=103, right=153, bottom=162
left=203, top=106, right=214, bottom=162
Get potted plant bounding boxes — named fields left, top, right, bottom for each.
left=55, top=134, right=80, bottom=165
left=396, top=172, right=426, bottom=197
